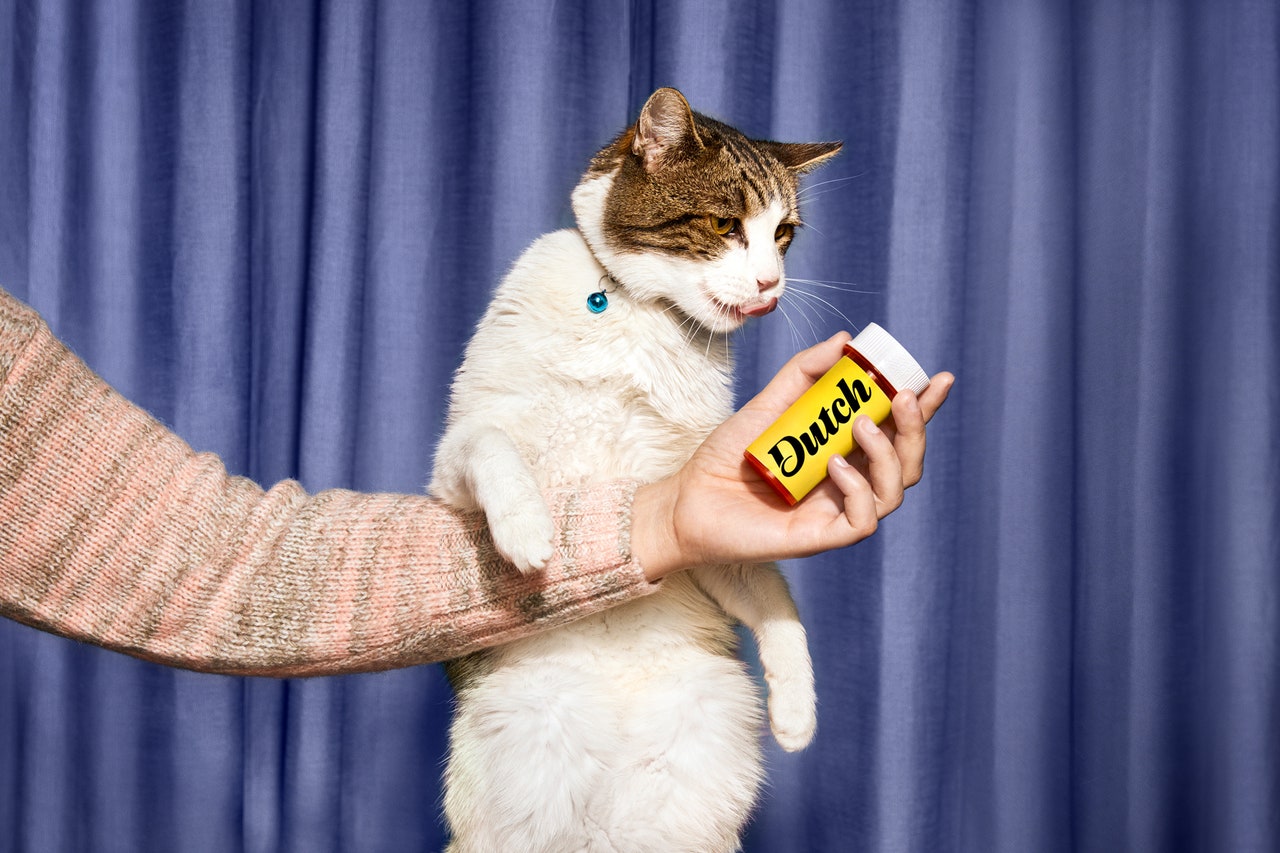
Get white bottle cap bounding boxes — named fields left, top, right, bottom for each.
left=849, top=323, right=931, bottom=396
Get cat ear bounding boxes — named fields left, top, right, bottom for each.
left=632, top=88, right=703, bottom=173
left=761, top=141, right=844, bottom=174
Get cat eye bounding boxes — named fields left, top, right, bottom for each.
left=774, top=224, right=795, bottom=242
left=710, top=216, right=740, bottom=237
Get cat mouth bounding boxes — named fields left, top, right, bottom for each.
left=740, top=297, right=778, bottom=318
left=700, top=295, right=779, bottom=330
left=714, top=296, right=778, bottom=322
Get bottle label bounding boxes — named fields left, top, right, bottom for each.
left=744, top=355, right=893, bottom=505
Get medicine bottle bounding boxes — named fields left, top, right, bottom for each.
left=745, top=324, right=931, bottom=505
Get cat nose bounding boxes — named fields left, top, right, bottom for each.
left=757, top=275, right=780, bottom=293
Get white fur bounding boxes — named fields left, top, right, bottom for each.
left=431, top=172, right=815, bottom=853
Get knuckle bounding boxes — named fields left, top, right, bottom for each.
left=853, top=513, right=878, bottom=539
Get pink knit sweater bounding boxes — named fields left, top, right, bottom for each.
left=0, top=289, right=657, bottom=676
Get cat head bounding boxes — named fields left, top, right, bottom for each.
left=572, top=87, right=841, bottom=334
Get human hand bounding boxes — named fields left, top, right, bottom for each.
left=631, top=332, right=954, bottom=580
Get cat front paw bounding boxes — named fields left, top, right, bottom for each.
left=489, top=505, right=556, bottom=574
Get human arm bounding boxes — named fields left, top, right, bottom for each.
left=632, top=331, right=954, bottom=579
left=0, top=289, right=655, bottom=676
left=0, top=289, right=950, bottom=675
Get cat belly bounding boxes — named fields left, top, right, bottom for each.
left=444, top=579, right=764, bottom=853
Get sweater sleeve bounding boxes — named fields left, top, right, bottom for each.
left=0, top=290, right=658, bottom=676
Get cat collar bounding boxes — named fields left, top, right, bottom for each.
left=587, top=275, right=616, bottom=314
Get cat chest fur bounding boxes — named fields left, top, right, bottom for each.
left=442, top=228, right=734, bottom=489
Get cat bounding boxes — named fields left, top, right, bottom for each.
left=430, top=87, right=841, bottom=853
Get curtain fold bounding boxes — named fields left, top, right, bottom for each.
left=1, top=1, right=1276, bottom=851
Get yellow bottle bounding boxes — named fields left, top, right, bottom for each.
left=745, top=324, right=930, bottom=505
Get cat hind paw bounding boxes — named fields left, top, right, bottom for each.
left=768, top=690, right=817, bottom=752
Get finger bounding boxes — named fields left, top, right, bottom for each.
left=916, top=371, right=954, bottom=423
left=853, top=415, right=904, bottom=517
left=743, top=332, right=852, bottom=415
left=890, top=390, right=926, bottom=488
left=826, top=453, right=879, bottom=541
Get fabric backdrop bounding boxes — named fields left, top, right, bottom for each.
left=1, top=1, right=1276, bottom=851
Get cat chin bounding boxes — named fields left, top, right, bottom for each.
left=630, top=273, right=766, bottom=335
left=710, top=295, right=779, bottom=326
left=696, top=301, right=755, bottom=334
left=687, top=280, right=784, bottom=332
left=658, top=295, right=770, bottom=336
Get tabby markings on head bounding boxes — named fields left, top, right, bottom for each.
left=574, top=88, right=841, bottom=334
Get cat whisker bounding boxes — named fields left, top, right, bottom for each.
left=778, top=277, right=870, bottom=330
left=774, top=302, right=806, bottom=354
left=677, top=316, right=701, bottom=345
left=796, top=172, right=867, bottom=201
left=787, top=277, right=879, bottom=295
left=789, top=291, right=830, bottom=342
left=785, top=287, right=862, bottom=333
left=776, top=299, right=818, bottom=351
left=797, top=174, right=861, bottom=194
left=658, top=302, right=703, bottom=353
left=676, top=314, right=699, bottom=352
left=796, top=185, right=858, bottom=203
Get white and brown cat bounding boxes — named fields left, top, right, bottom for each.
left=431, top=87, right=841, bottom=853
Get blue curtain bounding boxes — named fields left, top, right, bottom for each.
left=2, top=1, right=1277, bottom=851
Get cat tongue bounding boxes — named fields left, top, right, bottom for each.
left=742, top=297, right=778, bottom=318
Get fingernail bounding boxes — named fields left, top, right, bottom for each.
left=857, top=415, right=881, bottom=434
left=904, top=393, right=920, bottom=415
left=830, top=453, right=851, bottom=469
